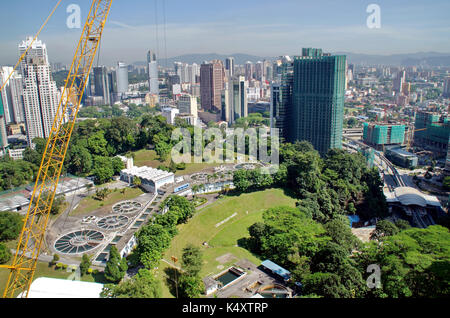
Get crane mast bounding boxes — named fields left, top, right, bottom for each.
left=2, top=0, right=113, bottom=298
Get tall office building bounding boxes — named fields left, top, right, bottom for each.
left=178, top=93, right=198, bottom=119
left=93, top=66, right=111, bottom=105
left=222, top=76, right=248, bottom=124
left=19, top=37, right=60, bottom=147
left=255, top=61, right=264, bottom=82
left=200, top=60, right=224, bottom=112
left=265, top=61, right=273, bottom=82
left=187, top=63, right=200, bottom=84
left=147, top=50, right=159, bottom=95
left=270, top=56, right=293, bottom=141
left=0, top=67, right=24, bottom=124
left=244, top=62, right=254, bottom=82
left=0, top=98, right=8, bottom=150
left=394, top=70, right=406, bottom=94
left=270, top=83, right=281, bottom=132
left=116, top=62, right=129, bottom=95
left=225, top=57, right=235, bottom=78
left=289, top=48, right=346, bottom=155
left=443, top=77, right=450, bottom=98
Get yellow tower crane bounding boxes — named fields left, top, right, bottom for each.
left=0, top=0, right=113, bottom=298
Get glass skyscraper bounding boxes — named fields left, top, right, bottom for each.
left=287, top=48, right=346, bottom=155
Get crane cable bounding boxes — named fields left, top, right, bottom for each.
left=0, top=0, right=62, bottom=94
left=162, top=0, right=168, bottom=69
left=154, top=0, right=160, bottom=60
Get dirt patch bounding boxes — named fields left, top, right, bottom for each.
left=215, top=253, right=237, bottom=264
left=352, top=227, right=376, bottom=243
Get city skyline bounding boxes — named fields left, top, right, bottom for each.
left=0, top=0, right=449, bottom=66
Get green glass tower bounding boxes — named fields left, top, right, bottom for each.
left=289, top=48, right=346, bottom=155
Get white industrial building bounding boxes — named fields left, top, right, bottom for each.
left=21, top=277, right=104, bottom=298
left=120, top=166, right=174, bottom=193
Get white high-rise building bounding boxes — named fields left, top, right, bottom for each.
left=222, top=76, right=248, bottom=124
left=0, top=67, right=25, bottom=124
left=225, top=57, right=235, bottom=78
left=147, top=50, right=159, bottom=95
left=116, top=62, right=129, bottom=95
left=0, top=98, right=8, bottom=150
left=187, top=63, right=199, bottom=85
left=19, top=37, right=60, bottom=147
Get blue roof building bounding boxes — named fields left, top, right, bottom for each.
left=260, top=260, right=291, bottom=281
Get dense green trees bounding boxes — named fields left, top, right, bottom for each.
left=247, top=206, right=369, bottom=298
left=135, top=196, right=196, bottom=270
left=323, top=217, right=361, bottom=253
left=181, top=244, right=203, bottom=277
left=101, top=269, right=162, bottom=298
left=234, top=142, right=388, bottom=223
left=232, top=113, right=270, bottom=129
left=178, top=244, right=204, bottom=298
left=370, top=220, right=399, bottom=240
left=104, top=246, right=128, bottom=283
left=178, top=275, right=205, bottom=298
left=0, top=212, right=23, bottom=242
left=247, top=206, right=329, bottom=269
left=79, top=254, right=92, bottom=277
left=0, top=157, right=38, bottom=191
left=0, top=243, right=11, bottom=264
left=136, top=224, right=172, bottom=269
left=356, top=225, right=450, bottom=298
left=160, top=195, right=195, bottom=225
left=32, top=192, right=65, bottom=216
left=233, top=169, right=276, bottom=192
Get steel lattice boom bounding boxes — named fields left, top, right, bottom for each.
left=2, top=0, right=113, bottom=298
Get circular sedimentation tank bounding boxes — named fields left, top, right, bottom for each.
left=258, top=284, right=291, bottom=298
left=234, top=163, right=262, bottom=170
left=112, top=201, right=142, bottom=214
left=97, top=215, right=129, bottom=230
left=54, top=230, right=105, bottom=254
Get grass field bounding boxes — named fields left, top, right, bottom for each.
left=70, top=187, right=144, bottom=216
left=133, top=149, right=170, bottom=168
left=133, top=149, right=221, bottom=176
left=157, top=188, right=297, bottom=297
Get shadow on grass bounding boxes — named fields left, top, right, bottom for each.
left=223, top=187, right=299, bottom=200
left=163, top=267, right=181, bottom=298
left=237, top=237, right=264, bottom=262
left=280, top=187, right=299, bottom=200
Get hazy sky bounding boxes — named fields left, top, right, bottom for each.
left=0, top=0, right=449, bottom=66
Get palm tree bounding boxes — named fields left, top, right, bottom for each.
left=192, top=184, right=200, bottom=195
left=133, top=176, right=142, bottom=189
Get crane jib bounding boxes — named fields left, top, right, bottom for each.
left=2, top=0, right=113, bottom=299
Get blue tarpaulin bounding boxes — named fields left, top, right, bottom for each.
left=348, top=215, right=360, bottom=227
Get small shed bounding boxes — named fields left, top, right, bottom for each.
left=260, top=260, right=291, bottom=282
left=203, top=276, right=219, bottom=296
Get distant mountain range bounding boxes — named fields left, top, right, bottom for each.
left=133, top=51, right=450, bottom=67
left=134, top=53, right=275, bottom=67
left=335, top=51, right=450, bottom=66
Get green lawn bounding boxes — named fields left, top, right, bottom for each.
left=133, top=149, right=227, bottom=176
left=133, top=149, right=170, bottom=168
left=157, top=188, right=297, bottom=298
left=70, top=187, right=144, bottom=216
